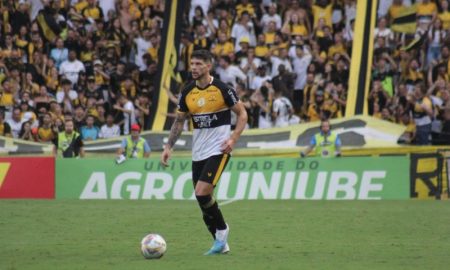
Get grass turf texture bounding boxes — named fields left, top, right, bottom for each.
left=0, top=200, right=449, bottom=270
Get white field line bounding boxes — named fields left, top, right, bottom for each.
left=219, top=199, right=240, bottom=207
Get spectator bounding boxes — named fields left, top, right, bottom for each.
left=80, top=114, right=100, bottom=141
left=134, top=91, right=151, bottom=130
left=59, top=49, right=86, bottom=85
left=37, top=113, right=55, bottom=143
left=50, top=38, right=69, bottom=69
left=57, top=79, right=78, bottom=109
left=272, top=87, right=295, bottom=128
left=260, top=3, right=282, bottom=32
left=7, top=107, right=24, bottom=138
left=250, top=65, right=272, bottom=92
left=99, top=114, right=120, bottom=139
left=0, top=110, right=12, bottom=137
left=114, top=94, right=136, bottom=135
left=251, top=83, right=273, bottom=129
left=19, top=121, right=34, bottom=141
left=290, top=44, right=313, bottom=113
left=231, top=12, right=256, bottom=52
left=409, top=83, right=433, bottom=145
left=307, top=89, right=326, bottom=122
left=216, top=56, right=247, bottom=88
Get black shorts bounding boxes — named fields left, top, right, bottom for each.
left=192, top=154, right=230, bottom=186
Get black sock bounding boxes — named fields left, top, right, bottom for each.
left=196, top=195, right=227, bottom=232
left=202, top=213, right=216, bottom=239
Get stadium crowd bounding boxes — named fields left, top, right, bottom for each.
left=0, top=0, right=448, bottom=145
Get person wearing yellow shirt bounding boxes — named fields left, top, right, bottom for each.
left=263, top=21, right=277, bottom=46
left=281, top=13, right=309, bottom=37
left=146, top=34, right=159, bottom=62
left=75, top=0, right=88, bottom=13
left=438, top=0, right=450, bottom=29
left=307, top=90, right=326, bottom=122
left=312, top=0, right=333, bottom=29
left=137, top=0, right=155, bottom=9
left=82, top=0, right=104, bottom=21
left=0, top=110, right=12, bottom=137
left=398, top=112, right=416, bottom=144
left=212, top=32, right=235, bottom=58
left=37, top=113, right=55, bottom=143
left=388, top=0, right=406, bottom=22
left=409, top=83, right=433, bottom=145
left=417, top=0, right=437, bottom=19
left=403, top=59, right=424, bottom=83
left=255, top=34, right=269, bottom=59
left=327, top=33, right=346, bottom=61
left=0, top=79, right=14, bottom=109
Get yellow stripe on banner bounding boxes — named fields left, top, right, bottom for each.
left=213, top=154, right=229, bottom=186
left=345, top=0, right=367, bottom=117
left=0, top=163, right=11, bottom=189
left=363, top=0, right=378, bottom=115
left=152, top=0, right=178, bottom=131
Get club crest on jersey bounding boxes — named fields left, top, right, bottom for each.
left=197, top=97, right=205, bottom=107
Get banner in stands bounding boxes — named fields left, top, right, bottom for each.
left=0, top=157, right=54, bottom=199
left=0, top=116, right=406, bottom=156
left=56, top=156, right=409, bottom=200
left=83, top=115, right=406, bottom=154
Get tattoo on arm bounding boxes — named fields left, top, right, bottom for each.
left=167, top=113, right=186, bottom=148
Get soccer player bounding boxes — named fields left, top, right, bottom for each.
left=161, top=49, right=248, bottom=255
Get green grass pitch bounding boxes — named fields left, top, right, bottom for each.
left=0, top=200, right=449, bottom=270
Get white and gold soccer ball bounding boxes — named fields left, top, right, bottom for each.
left=141, top=233, right=167, bottom=259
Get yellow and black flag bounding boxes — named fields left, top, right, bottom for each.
left=147, top=0, right=186, bottom=131
left=36, top=6, right=62, bottom=43
left=391, top=4, right=417, bottom=34
left=346, top=0, right=378, bottom=116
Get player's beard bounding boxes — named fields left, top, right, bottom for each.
left=193, top=71, right=207, bottom=81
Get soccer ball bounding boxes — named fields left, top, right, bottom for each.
left=141, top=233, right=167, bottom=259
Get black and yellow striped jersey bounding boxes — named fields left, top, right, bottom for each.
left=178, top=77, right=238, bottom=161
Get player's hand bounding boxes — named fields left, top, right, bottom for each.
left=221, top=138, right=235, bottom=154
left=160, top=146, right=171, bottom=167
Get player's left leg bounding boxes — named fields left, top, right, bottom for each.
left=196, top=181, right=229, bottom=255
left=194, top=154, right=230, bottom=255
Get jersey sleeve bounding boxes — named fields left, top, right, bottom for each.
left=177, top=84, right=192, bottom=113
left=222, top=85, right=239, bottom=107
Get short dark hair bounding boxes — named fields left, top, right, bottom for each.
left=191, top=50, right=212, bottom=63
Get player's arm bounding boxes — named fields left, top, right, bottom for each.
left=222, top=101, right=248, bottom=154
left=161, top=111, right=189, bottom=166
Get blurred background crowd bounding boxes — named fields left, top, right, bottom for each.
left=0, top=0, right=448, bottom=145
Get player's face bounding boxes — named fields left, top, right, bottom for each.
left=190, top=58, right=210, bottom=80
